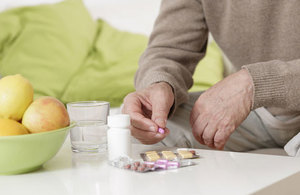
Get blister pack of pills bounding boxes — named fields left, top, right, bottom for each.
left=140, top=149, right=200, bottom=162
left=122, top=159, right=195, bottom=173
left=109, top=149, right=199, bottom=173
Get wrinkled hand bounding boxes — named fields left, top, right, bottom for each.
left=190, top=69, right=253, bottom=150
left=122, top=82, right=174, bottom=144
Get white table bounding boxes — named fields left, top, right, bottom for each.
left=1, top=138, right=300, bottom=195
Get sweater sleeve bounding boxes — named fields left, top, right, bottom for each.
left=242, top=59, right=300, bottom=111
left=134, top=0, right=208, bottom=115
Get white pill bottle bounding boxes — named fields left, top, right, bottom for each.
left=107, top=114, right=131, bottom=161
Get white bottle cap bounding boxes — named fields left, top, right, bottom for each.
left=107, top=114, right=131, bottom=128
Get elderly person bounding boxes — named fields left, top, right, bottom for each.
left=123, top=0, right=300, bottom=151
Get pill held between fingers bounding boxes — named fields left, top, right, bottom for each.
left=158, top=127, right=165, bottom=134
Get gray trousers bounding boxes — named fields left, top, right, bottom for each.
left=162, top=92, right=300, bottom=152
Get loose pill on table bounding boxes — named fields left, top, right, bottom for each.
left=124, top=164, right=131, bottom=169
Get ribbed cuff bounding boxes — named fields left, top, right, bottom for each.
left=135, top=71, right=189, bottom=117
left=242, top=60, right=287, bottom=109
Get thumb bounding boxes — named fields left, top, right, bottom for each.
left=151, top=97, right=172, bottom=128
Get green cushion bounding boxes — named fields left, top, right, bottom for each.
left=60, top=20, right=147, bottom=107
left=0, top=0, right=96, bottom=99
left=0, top=0, right=223, bottom=107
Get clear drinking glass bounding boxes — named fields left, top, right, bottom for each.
left=67, top=101, right=110, bottom=153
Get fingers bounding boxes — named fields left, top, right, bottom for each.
left=123, top=93, right=143, bottom=115
left=151, top=85, right=173, bottom=128
left=131, top=126, right=170, bottom=145
left=123, top=90, right=171, bottom=144
left=130, top=112, right=157, bottom=132
left=191, top=114, right=207, bottom=145
left=189, top=69, right=253, bottom=150
left=202, top=121, right=218, bottom=148
left=123, top=93, right=157, bottom=132
left=151, top=102, right=168, bottom=128
left=191, top=105, right=233, bottom=150
left=214, top=127, right=233, bottom=150
left=192, top=117, right=225, bottom=150
left=190, top=103, right=200, bottom=128
left=127, top=111, right=170, bottom=145
left=124, top=82, right=173, bottom=130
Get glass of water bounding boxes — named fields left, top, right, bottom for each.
left=67, top=101, right=110, bottom=153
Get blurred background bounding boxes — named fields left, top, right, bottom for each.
left=0, top=0, right=223, bottom=108
left=0, top=0, right=161, bottom=35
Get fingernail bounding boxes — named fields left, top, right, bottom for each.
left=155, top=133, right=164, bottom=138
left=214, top=142, right=224, bottom=150
left=158, top=127, right=165, bottom=134
left=149, top=126, right=156, bottom=132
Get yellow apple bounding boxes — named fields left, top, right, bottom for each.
left=0, top=74, right=33, bottom=121
left=22, top=96, right=70, bottom=133
left=0, top=118, right=29, bottom=136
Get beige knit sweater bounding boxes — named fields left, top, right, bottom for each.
left=135, top=0, right=300, bottom=116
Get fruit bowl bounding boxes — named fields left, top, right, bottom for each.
left=0, top=123, right=75, bottom=175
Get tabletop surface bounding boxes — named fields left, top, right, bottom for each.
left=1, top=138, right=300, bottom=195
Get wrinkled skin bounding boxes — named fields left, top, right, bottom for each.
left=122, top=82, right=174, bottom=144
left=123, top=69, right=253, bottom=149
left=190, top=69, right=253, bottom=149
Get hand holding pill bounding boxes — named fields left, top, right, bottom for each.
left=122, top=82, right=174, bottom=144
